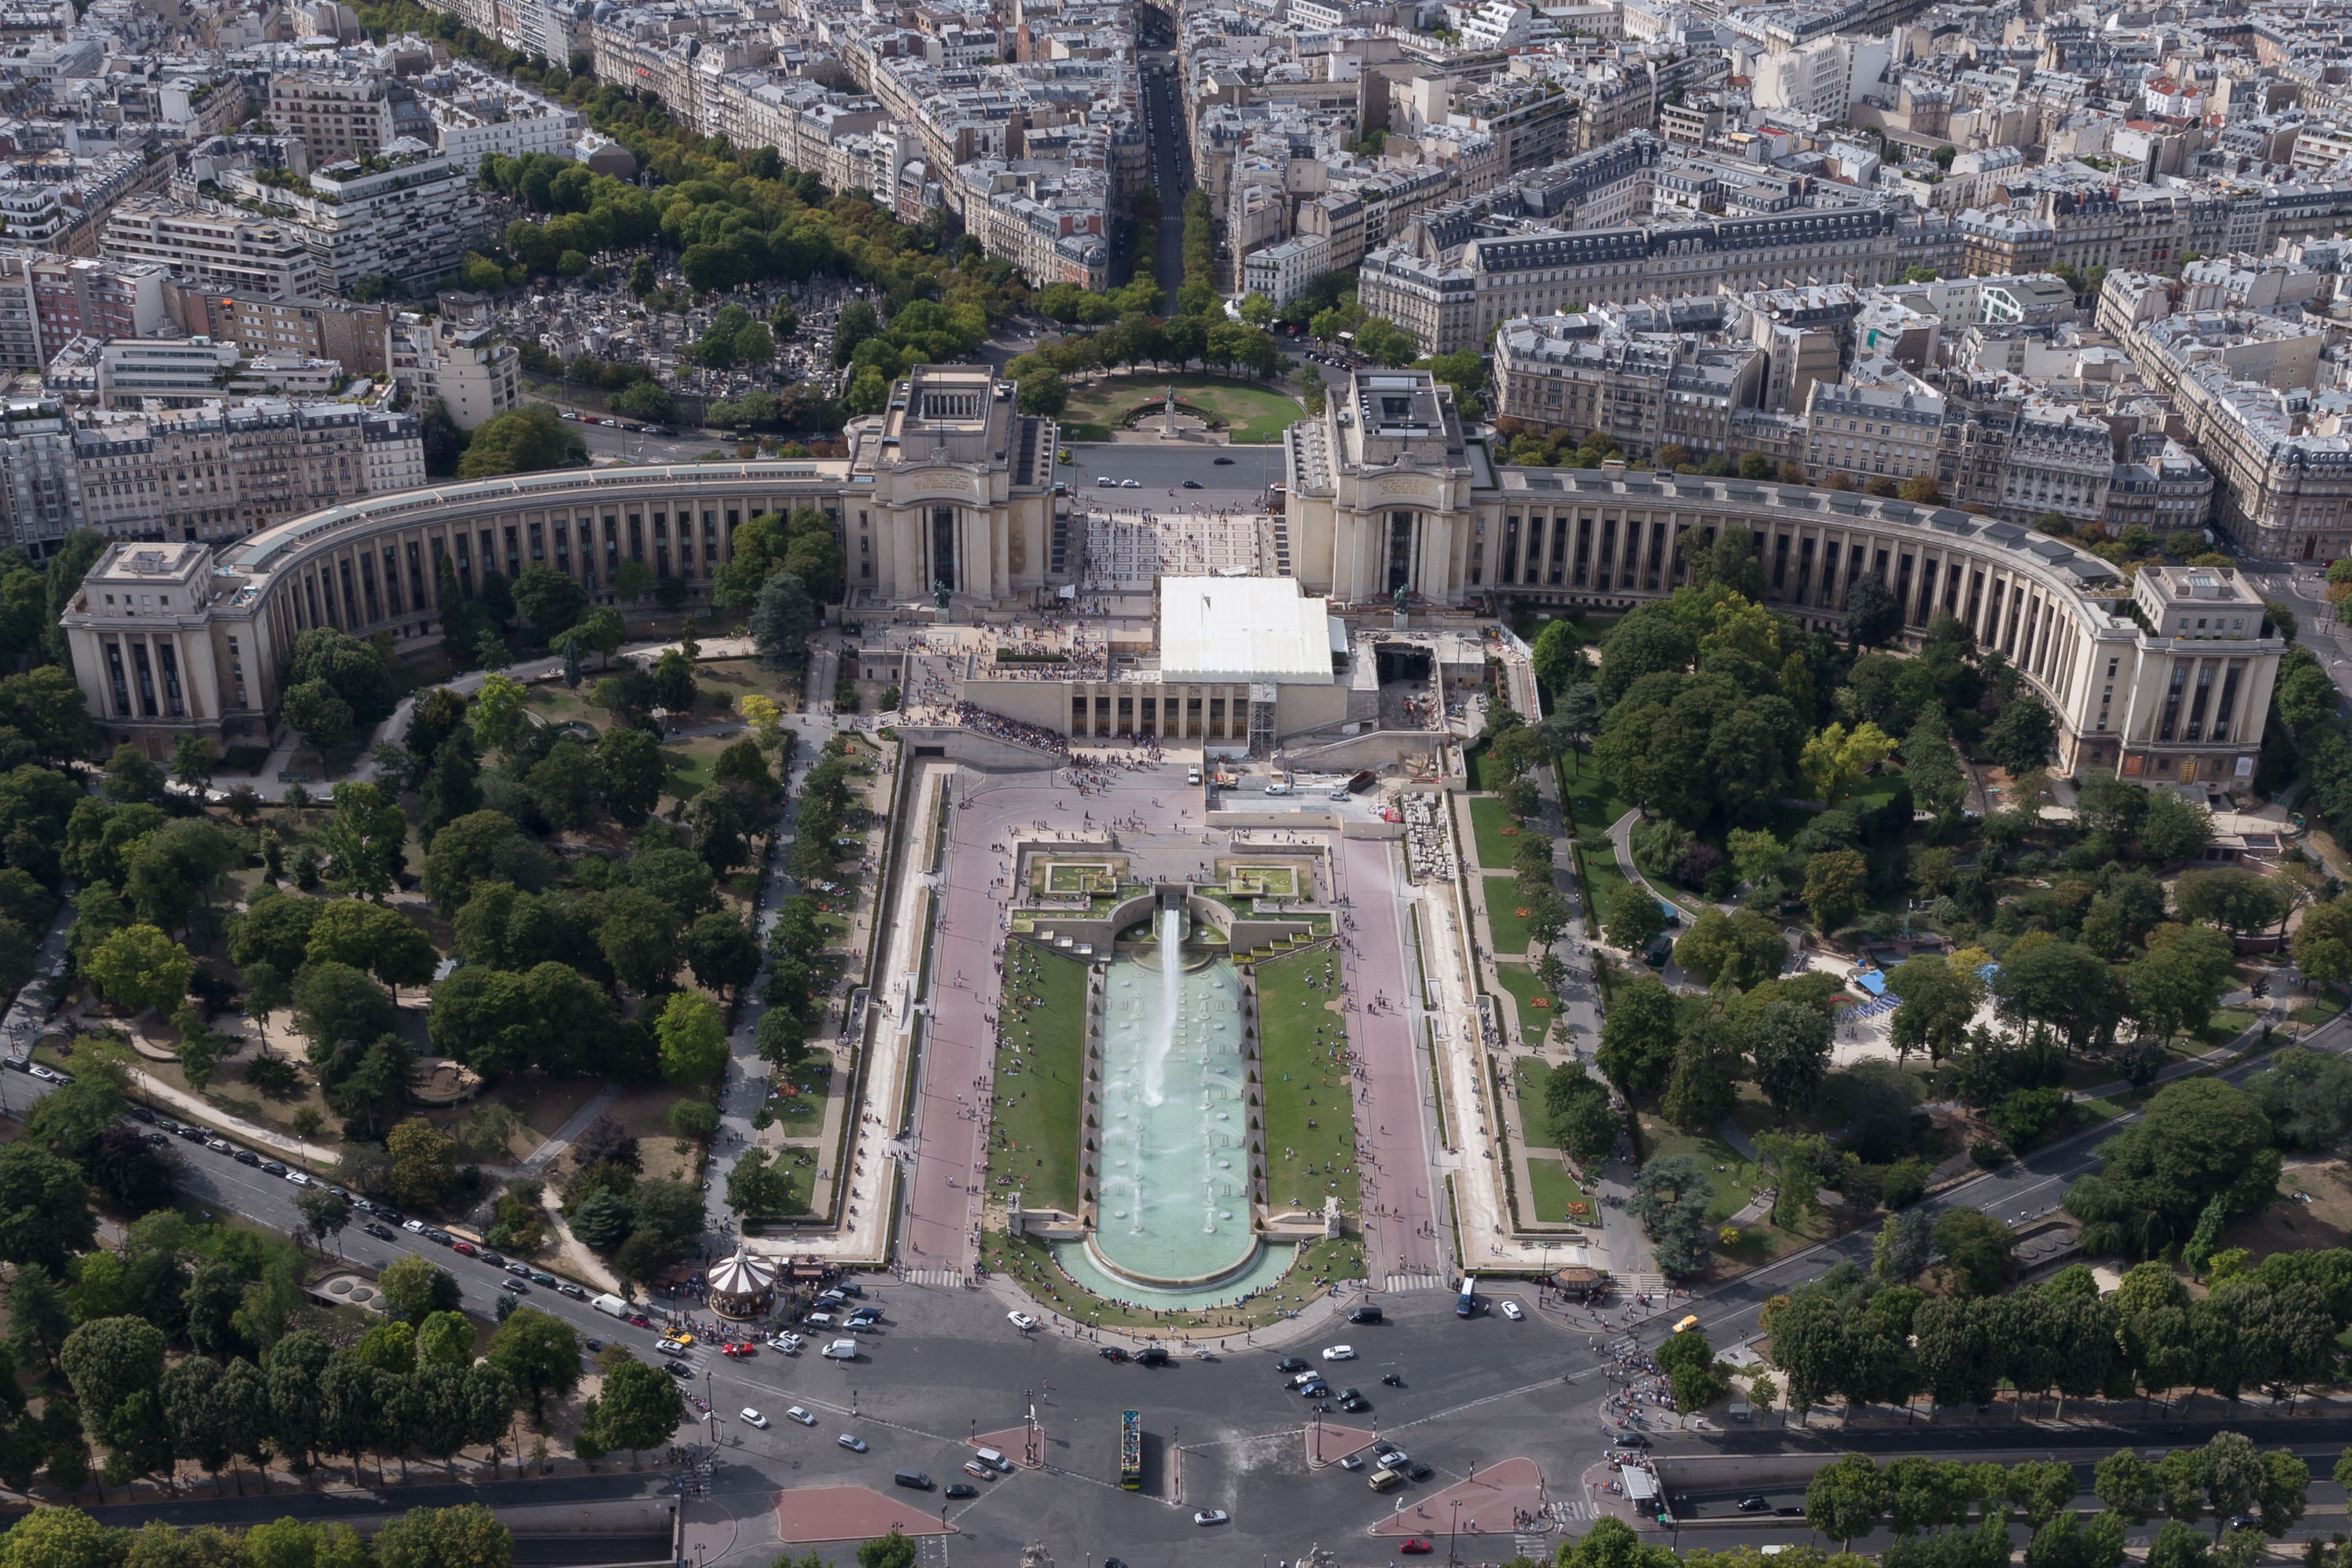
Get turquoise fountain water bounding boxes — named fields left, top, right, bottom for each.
left=1052, top=907, right=1284, bottom=1301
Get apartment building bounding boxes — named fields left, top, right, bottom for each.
left=169, top=290, right=391, bottom=377
left=101, top=196, right=322, bottom=299
left=1802, top=379, right=1944, bottom=488
left=46, top=337, right=242, bottom=409
left=362, top=409, right=424, bottom=494
left=219, top=140, right=480, bottom=293
left=417, top=68, right=581, bottom=172
left=1490, top=306, right=1763, bottom=461
left=73, top=399, right=388, bottom=543
left=387, top=309, right=516, bottom=430
left=0, top=398, right=80, bottom=549
left=266, top=72, right=390, bottom=163
left=1242, top=234, right=1331, bottom=307
left=27, top=254, right=169, bottom=352
left=2105, top=433, right=2214, bottom=538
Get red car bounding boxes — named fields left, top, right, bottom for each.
left=453, top=1241, right=476, bottom=1257
left=721, top=1342, right=755, bottom=1358
left=1399, top=1543, right=1431, bottom=1556
left=627, top=1314, right=652, bottom=1328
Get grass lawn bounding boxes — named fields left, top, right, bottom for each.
left=2193, top=1006, right=2262, bottom=1052
left=1560, top=762, right=1634, bottom=841
left=983, top=946, right=1088, bottom=1214
left=2295, top=990, right=2347, bottom=1030
left=1492, top=961, right=1557, bottom=1043
left=1842, top=768, right=1911, bottom=815
left=1485, top=876, right=1535, bottom=955
left=1510, top=1058, right=1598, bottom=1225
left=1468, top=795, right=1526, bottom=869
left=1254, top=950, right=1362, bottom=1218
left=696, top=656, right=807, bottom=713
left=1575, top=843, right=1634, bottom=940
left=1061, top=373, right=1305, bottom=444
left=1635, top=1113, right=1759, bottom=1227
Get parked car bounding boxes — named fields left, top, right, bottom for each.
left=1501, top=1301, right=1524, bottom=1320
left=946, top=1484, right=978, bottom=1500
left=963, top=1461, right=992, bottom=1480
left=1193, top=1511, right=1229, bottom=1526
left=259, top=1161, right=287, bottom=1176
left=1274, top=1357, right=1310, bottom=1374
left=837, top=1434, right=868, bottom=1452
left=1007, top=1311, right=1037, bottom=1331
left=1321, top=1346, right=1355, bottom=1361
left=234, top=1151, right=260, bottom=1166
left=364, top=1223, right=394, bottom=1239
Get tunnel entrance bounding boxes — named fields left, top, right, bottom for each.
left=1374, top=642, right=1434, bottom=684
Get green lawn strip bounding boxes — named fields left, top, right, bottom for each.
left=1254, top=950, right=1362, bottom=1218
left=1635, top=1113, right=1759, bottom=1226
left=1511, top=1057, right=1556, bottom=1149
left=1484, top=876, right=1534, bottom=955
left=2193, top=1007, right=2261, bottom=1052
left=1467, top=795, right=1523, bottom=868
left=1843, top=768, right=1911, bottom=815
left=1575, top=847, right=1633, bottom=941
left=1491, top=961, right=1556, bottom=1041
left=983, top=947, right=1088, bottom=1214
left=1523, top=1151, right=1589, bottom=1227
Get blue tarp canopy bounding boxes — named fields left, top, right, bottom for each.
left=1853, top=970, right=1887, bottom=996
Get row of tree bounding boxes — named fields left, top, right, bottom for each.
left=0, top=1504, right=520, bottom=1568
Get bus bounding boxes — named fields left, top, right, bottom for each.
left=1457, top=1274, right=1476, bottom=1317
left=1119, top=1410, right=1141, bottom=1490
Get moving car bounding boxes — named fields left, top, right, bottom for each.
left=1321, top=1346, right=1355, bottom=1361
left=1674, top=1315, right=1700, bottom=1334
left=822, top=1340, right=858, bottom=1359
left=1339, top=1394, right=1370, bottom=1413
left=1347, top=1305, right=1383, bottom=1324
left=663, top=1361, right=692, bottom=1379
left=1182, top=479, right=1204, bottom=488
left=1297, top=1378, right=1329, bottom=1398
left=1193, top=1511, right=1229, bottom=1526
left=1399, top=1542, right=1432, bottom=1555
left=721, top=1342, right=755, bottom=1357
left=787, top=1407, right=817, bottom=1426
left=838, top=1434, right=868, bottom=1452
left=1214, top=456, right=1235, bottom=465
left=1122, top=478, right=1141, bottom=487
left=1339, top=1455, right=1365, bottom=1471
left=1408, top=1463, right=1435, bottom=1481
left=1099, top=1346, right=1127, bottom=1362
left=1136, top=1347, right=1169, bottom=1367
left=1007, top=1311, right=1037, bottom=1330
left=1737, top=1496, right=1772, bottom=1513
left=740, top=1409, right=770, bottom=1429
left=1274, top=1357, right=1310, bottom=1374
left=364, top=1222, right=394, bottom=1239
left=1097, top=476, right=1117, bottom=487
left=1501, top=1301, right=1524, bottom=1320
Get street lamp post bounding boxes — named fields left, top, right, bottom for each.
left=1450, top=1499, right=1463, bottom=1566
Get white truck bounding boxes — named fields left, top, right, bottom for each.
left=1265, top=769, right=1292, bottom=795
left=592, top=1293, right=633, bottom=1319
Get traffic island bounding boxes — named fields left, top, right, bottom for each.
left=1369, top=1457, right=1547, bottom=1538
left=773, top=1485, right=957, bottom=1542
left=973, top=1422, right=1044, bottom=1470
left=1303, top=1423, right=1379, bottom=1468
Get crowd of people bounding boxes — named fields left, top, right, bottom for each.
left=944, top=700, right=1071, bottom=755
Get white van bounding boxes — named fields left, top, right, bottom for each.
left=975, top=1447, right=1012, bottom=1472
left=592, top=1293, right=631, bottom=1319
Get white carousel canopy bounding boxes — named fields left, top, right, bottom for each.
left=705, top=1247, right=775, bottom=1296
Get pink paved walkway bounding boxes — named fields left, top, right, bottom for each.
left=1370, top=1457, right=1547, bottom=1538
left=1336, top=836, right=1446, bottom=1280
left=773, top=1485, right=956, bottom=1543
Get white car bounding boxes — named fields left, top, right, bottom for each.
left=740, top=1408, right=770, bottom=1429
left=1500, top=1301, right=1524, bottom=1321
left=402, top=1219, right=426, bottom=1233
left=284, top=1170, right=311, bottom=1186
left=767, top=1334, right=803, bottom=1353
left=1008, top=1311, right=1038, bottom=1331
left=1194, top=1511, right=1229, bottom=1526
left=787, top=1406, right=817, bottom=1427
left=822, top=1339, right=858, bottom=1360
left=1321, top=1346, right=1355, bottom=1361
left=1122, top=478, right=1141, bottom=487
left=838, top=1434, right=868, bottom=1452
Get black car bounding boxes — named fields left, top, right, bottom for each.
left=1274, top=1357, right=1310, bottom=1374
left=364, top=1223, right=395, bottom=1239
left=1615, top=1433, right=1652, bottom=1449
left=378, top=1210, right=406, bottom=1226
left=1181, top=479, right=1204, bottom=489
left=1213, top=457, right=1234, bottom=465
left=1348, top=1305, right=1384, bottom=1324
left=1736, top=1496, right=1771, bottom=1513
left=1136, top=1347, right=1169, bottom=1367
left=234, top=1150, right=260, bottom=1166
left=143, top=1132, right=167, bottom=1146
left=1298, top=1378, right=1329, bottom=1398
left=480, top=1252, right=506, bottom=1268
left=127, top=1105, right=154, bottom=1124
left=428, top=1230, right=453, bottom=1246
left=946, top=1484, right=979, bottom=1500
left=176, top=1126, right=205, bottom=1141
left=260, top=1161, right=288, bottom=1176
left=1408, top=1463, right=1434, bottom=1482
left=663, top=1361, right=693, bottom=1379
left=584, top=1338, right=603, bottom=1352
left=1098, top=1346, right=1128, bottom=1362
